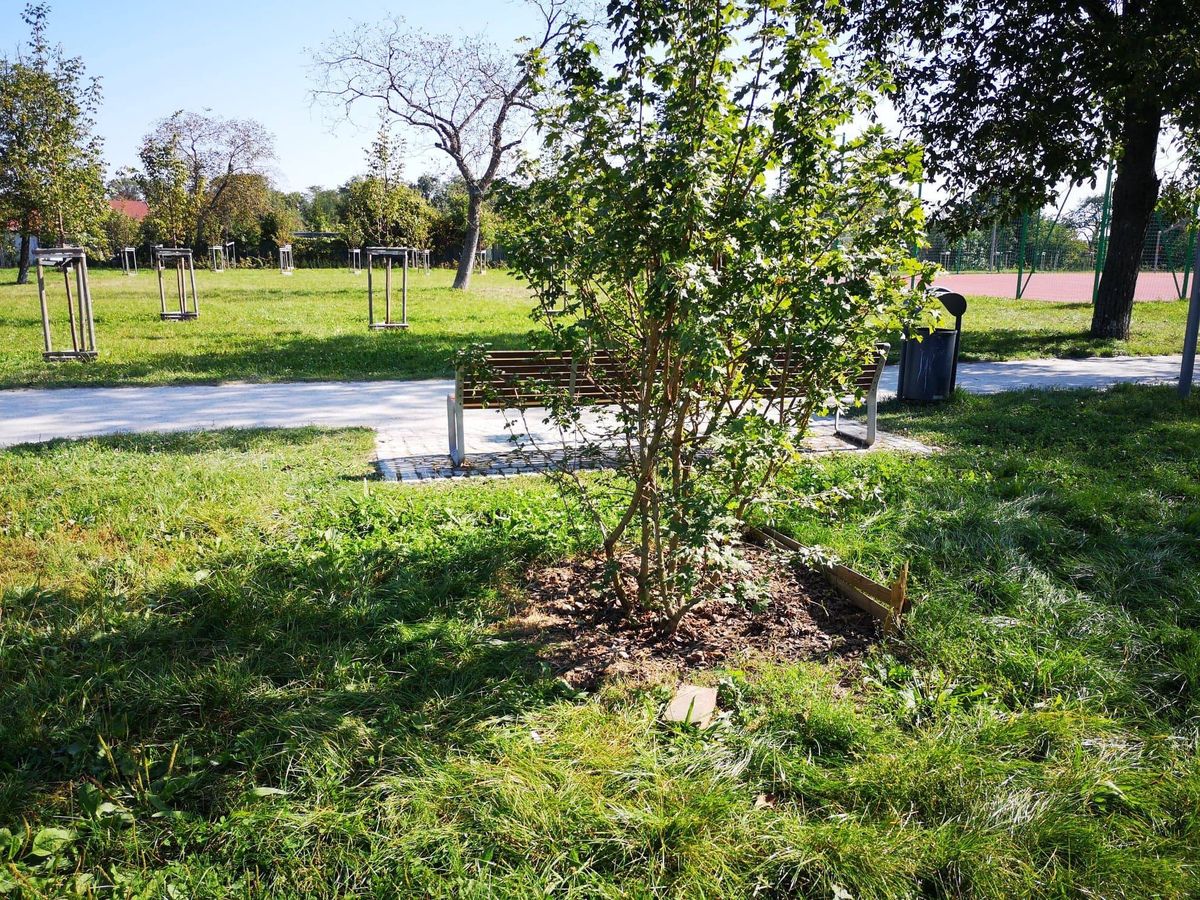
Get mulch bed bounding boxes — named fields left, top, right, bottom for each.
left=507, top=543, right=878, bottom=688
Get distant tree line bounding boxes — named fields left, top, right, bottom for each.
left=104, top=114, right=502, bottom=270
left=0, top=4, right=504, bottom=283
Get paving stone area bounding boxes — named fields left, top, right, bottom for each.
left=2, top=355, right=1188, bottom=475
left=375, top=417, right=933, bottom=483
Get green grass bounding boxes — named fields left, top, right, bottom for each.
left=2, top=386, right=1198, bottom=895
left=0, top=267, right=538, bottom=388
left=0, top=267, right=1192, bottom=390
left=945, top=295, right=1193, bottom=362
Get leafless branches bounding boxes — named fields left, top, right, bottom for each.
left=313, top=1, right=575, bottom=288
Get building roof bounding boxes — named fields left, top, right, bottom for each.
left=109, top=198, right=149, bottom=221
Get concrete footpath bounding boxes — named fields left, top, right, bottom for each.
left=0, top=355, right=1191, bottom=473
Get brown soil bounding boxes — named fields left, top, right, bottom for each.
left=507, top=544, right=877, bottom=688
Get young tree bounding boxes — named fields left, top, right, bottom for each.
left=136, top=133, right=196, bottom=248
left=313, top=2, right=570, bottom=290
left=498, top=1, right=928, bottom=630
left=0, top=3, right=106, bottom=284
left=142, top=110, right=276, bottom=248
left=207, top=173, right=271, bottom=250
left=846, top=0, right=1200, bottom=338
left=343, top=121, right=433, bottom=247
left=260, top=201, right=303, bottom=252
left=101, top=207, right=140, bottom=259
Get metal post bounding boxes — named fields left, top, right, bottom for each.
left=385, top=257, right=392, bottom=323
left=177, top=259, right=186, bottom=316
left=63, top=264, right=79, bottom=352
left=1016, top=213, right=1027, bottom=299
left=189, top=253, right=199, bottom=318
left=1181, top=223, right=1196, bottom=301
left=80, top=254, right=96, bottom=353
left=1092, top=159, right=1114, bottom=304
left=74, top=258, right=87, bottom=350
left=402, top=249, right=409, bottom=325
left=1180, top=236, right=1200, bottom=398
left=36, top=259, right=52, bottom=354
left=157, top=251, right=167, bottom=317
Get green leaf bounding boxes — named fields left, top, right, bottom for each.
left=0, top=827, right=19, bottom=861
left=249, top=786, right=289, bottom=798
left=30, top=827, right=75, bottom=857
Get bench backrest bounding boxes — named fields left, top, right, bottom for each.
left=458, top=344, right=888, bottom=410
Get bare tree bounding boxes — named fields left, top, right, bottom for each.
left=314, top=3, right=571, bottom=290
left=145, top=110, right=275, bottom=247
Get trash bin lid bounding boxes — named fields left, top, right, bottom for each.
left=931, top=287, right=967, bottom=318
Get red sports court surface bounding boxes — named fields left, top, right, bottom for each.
left=935, top=271, right=1188, bottom=303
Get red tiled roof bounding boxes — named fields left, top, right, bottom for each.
left=109, top=199, right=149, bottom=221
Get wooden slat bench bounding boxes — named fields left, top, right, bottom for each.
left=447, top=344, right=890, bottom=466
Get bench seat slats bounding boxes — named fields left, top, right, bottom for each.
left=448, top=343, right=890, bottom=462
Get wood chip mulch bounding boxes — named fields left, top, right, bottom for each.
left=506, top=544, right=877, bottom=688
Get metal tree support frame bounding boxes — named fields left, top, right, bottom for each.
left=225, top=241, right=237, bottom=267
left=35, top=247, right=98, bottom=362
left=210, top=245, right=226, bottom=272
left=366, top=247, right=411, bottom=330
left=349, top=248, right=362, bottom=275
left=475, top=248, right=488, bottom=272
left=279, top=244, right=295, bottom=275
left=120, top=247, right=137, bottom=276
left=1180, top=236, right=1200, bottom=398
left=156, top=248, right=199, bottom=321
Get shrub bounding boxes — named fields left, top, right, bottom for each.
left=502, top=0, right=932, bottom=630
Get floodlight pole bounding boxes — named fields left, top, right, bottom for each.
left=1180, top=235, right=1200, bottom=398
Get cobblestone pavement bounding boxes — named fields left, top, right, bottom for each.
left=376, top=418, right=933, bottom=483
left=1, top=354, right=1190, bottom=483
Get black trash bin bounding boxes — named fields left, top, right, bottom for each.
left=897, top=288, right=967, bottom=402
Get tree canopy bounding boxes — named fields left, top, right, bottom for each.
left=0, top=2, right=106, bottom=283
left=845, top=0, right=1200, bottom=337
left=499, top=0, right=929, bottom=627
left=313, top=1, right=570, bottom=289
left=141, top=110, right=276, bottom=248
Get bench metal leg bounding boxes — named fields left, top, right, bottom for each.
left=447, top=395, right=466, bottom=466
left=834, top=393, right=878, bottom=448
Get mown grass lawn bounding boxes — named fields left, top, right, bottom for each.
left=949, top=294, right=1193, bottom=362
left=1, top=266, right=1193, bottom=389
left=1, top=386, right=1197, bottom=896
left=0, top=267, right=537, bottom=388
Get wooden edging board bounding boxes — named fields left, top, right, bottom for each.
left=746, top=525, right=909, bottom=636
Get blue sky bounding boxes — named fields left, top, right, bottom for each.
left=0, top=0, right=549, bottom=192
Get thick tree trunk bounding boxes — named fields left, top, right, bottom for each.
left=16, top=228, right=32, bottom=285
left=452, top=189, right=484, bottom=291
left=1091, top=99, right=1162, bottom=339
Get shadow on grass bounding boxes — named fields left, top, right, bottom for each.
left=880, top=321, right=1125, bottom=364
left=775, top=385, right=1200, bottom=719
left=0, top=517, right=570, bottom=821
left=0, top=329, right=539, bottom=389
left=0, top=426, right=379, bottom=462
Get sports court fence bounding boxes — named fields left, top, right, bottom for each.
left=920, top=170, right=1197, bottom=303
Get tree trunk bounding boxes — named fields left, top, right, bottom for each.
left=1091, top=99, right=1162, bottom=339
left=452, top=189, right=484, bottom=290
left=16, top=228, right=32, bottom=285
